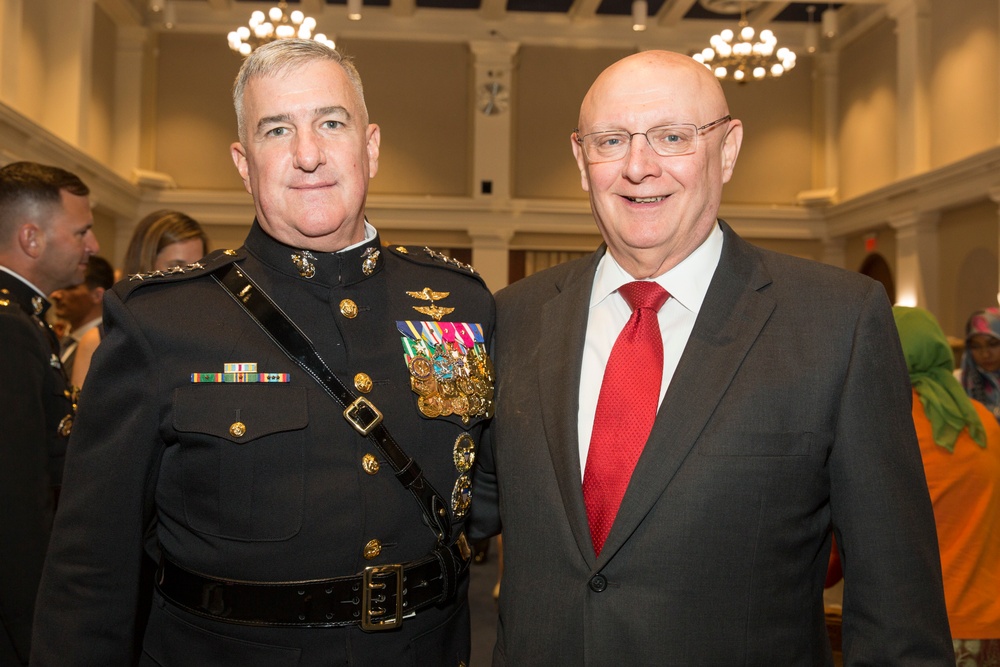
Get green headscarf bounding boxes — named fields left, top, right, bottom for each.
left=893, top=306, right=986, bottom=452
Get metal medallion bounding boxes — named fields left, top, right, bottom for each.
left=451, top=474, right=472, bottom=518
left=453, top=433, right=476, bottom=473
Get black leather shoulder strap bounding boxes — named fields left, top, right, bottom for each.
left=213, top=262, right=452, bottom=545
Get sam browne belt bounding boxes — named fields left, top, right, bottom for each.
left=213, top=262, right=453, bottom=547
left=156, top=536, right=471, bottom=630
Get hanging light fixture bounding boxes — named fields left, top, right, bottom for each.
left=803, top=5, right=819, bottom=54
left=227, top=0, right=334, bottom=56
left=347, top=0, right=363, bottom=21
left=691, top=2, right=796, bottom=83
left=631, top=0, right=648, bottom=32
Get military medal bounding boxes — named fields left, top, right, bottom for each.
left=398, top=320, right=494, bottom=423
left=406, top=287, right=455, bottom=322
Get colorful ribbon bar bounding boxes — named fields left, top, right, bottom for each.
left=190, top=372, right=290, bottom=383
left=396, top=321, right=485, bottom=348
left=224, top=362, right=258, bottom=373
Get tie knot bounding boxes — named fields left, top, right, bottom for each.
left=618, top=281, right=669, bottom=313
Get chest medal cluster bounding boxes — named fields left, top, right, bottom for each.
left=397, top=319, right=494, bottom=424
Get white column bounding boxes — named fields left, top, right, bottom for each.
left=887, top=0, right=931, bottom=178
left=889, top=210, right=940, bottom=310
left=816, top=52, right=839, bottom=193
left=111, top=25, right=148, bottom=179
left=43, top=0, right=95, bottom=147
left=469, top=227, right=514, bottom=293
left=468, top=40, right=519, bottom=202
left=0, top=0, right=23, bottom=105
left=468, top=41, right=519, bottom=291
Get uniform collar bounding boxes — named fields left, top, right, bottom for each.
left=0, top=266, right=51, bottom=318
left=242, top=219, right=384, bottom=288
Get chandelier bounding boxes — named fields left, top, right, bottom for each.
left=227, top=1, right=335, bottom=56
left=691, top=4, right=796, bottom=83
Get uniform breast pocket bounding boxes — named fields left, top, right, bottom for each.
left=173, top=385, right=308, bottom=541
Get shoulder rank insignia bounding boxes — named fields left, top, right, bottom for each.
left=406, top=287, right=455, bottom=321
left=397, top=320, right=494, bottom=423
left=423, top=247, right=475, bottom=273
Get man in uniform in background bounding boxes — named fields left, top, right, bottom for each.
left=0, top=161, right=97, bottom=666
left=33, top=39, right=494, bottom=666
left=50, top=255, right=114, bottom=380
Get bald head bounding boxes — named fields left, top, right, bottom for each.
left=570, top=50, right=742, bottom=279
left=579, top=51, right=729, bottom=134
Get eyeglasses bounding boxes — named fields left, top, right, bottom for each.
left=574, top=115, right=731, bottom=163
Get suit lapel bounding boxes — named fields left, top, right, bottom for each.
left=537, top=249, right=604, bottom=567
left=598, top=224, right=776, bottom=563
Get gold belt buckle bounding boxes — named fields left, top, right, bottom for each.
left=361, top=564, right=403, bottom=631
left=344, top=396, right=383, bottom=436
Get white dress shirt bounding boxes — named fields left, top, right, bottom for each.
left=577, top=222, right=724, bottom=479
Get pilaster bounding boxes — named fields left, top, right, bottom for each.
left=889, top=210, right=940, bottom=310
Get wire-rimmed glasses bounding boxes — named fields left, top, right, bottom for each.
left=574, top=115, right=732, bottom=163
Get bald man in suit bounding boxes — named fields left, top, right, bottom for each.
left=469, top=51, right=953, bottom=666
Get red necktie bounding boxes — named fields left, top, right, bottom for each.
left=583, top=281, right=669, bottom=556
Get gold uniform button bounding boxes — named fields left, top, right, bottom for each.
left=363, top=539, right=382, bottom=560
left=354, top=372, right=373, bottom=393
left=340, top=299, right=358, bottom=318
left=57, top=415, right=73, bottom=437
left=229, top=421, right=247, bottom=438
left=362, top=453, right=380, bottom=475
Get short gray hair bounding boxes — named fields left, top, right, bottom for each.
left=232, top=39, right=367, bottom=143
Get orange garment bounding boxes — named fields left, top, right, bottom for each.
left=912, top=389, right=1000, bottom=639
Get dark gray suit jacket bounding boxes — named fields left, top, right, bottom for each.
left=470, top=222, right=953, bottom=666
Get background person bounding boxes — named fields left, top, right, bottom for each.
left=121, top=209, right=208, bottom=278
left=0, top=161, right=97, bottom=666
left=962, top=307, right=1000, bottom=424
left=894, top=306, right=1000, bottom=666
left=49, top=255, right=114, bottom=384
left=32, top=40, right=494, bottom=666
left=469, top=50, right=952, bottom=665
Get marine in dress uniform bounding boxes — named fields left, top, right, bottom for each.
left=0, top=272, right=75, bottom=666
left=32, top=220, right=494, bottom=666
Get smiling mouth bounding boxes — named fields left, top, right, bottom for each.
left=626, top=196, right=665, bottom=203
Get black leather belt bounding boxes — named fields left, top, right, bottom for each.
left=156, top=537, right=471, bottom=630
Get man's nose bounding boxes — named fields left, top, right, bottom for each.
left=293, top=130, right=325, bottom=171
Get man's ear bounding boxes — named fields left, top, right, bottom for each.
left=19, top=224, right=43, bottom=259
left=720, top=119, right=743, bottom=184
left=366, top=124, right=381, bottom=179
left=570, top=133, right=591, bottom=193
left=231, top=142, right=252, bottom=195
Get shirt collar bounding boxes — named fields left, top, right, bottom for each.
left=591, top=221, right=723, bottom=316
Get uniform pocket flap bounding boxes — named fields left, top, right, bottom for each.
left=173, top=385, right=308, bottom=444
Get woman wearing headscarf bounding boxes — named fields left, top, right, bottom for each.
left=962, top=307, right=1000, bottom=424
left=894, top=306, right=1000, bottom=666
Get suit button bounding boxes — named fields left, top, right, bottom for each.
left=340, top=299, right=358, bottom=318
left=354, top=372, right=373, bottom=393
left=589, top=574, right=608, bottom=593
left=361, top=453, right=380, bottom=475
left=363, top=539, right=382, bottom=559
